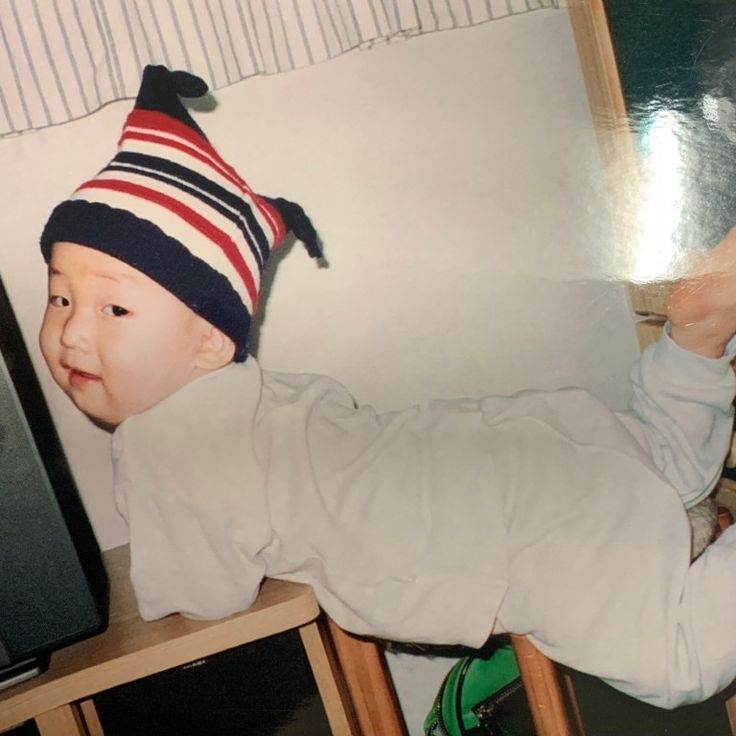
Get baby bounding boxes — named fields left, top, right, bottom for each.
left=39, top=66, right=736, bottom=709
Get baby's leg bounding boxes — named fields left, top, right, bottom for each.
left=653, top=227, right=736, bottom=545
left=613, top=228, right=736, bottom=510
left=668, top=226, right=736, bottom=358
left=616, top=322, right=735, bottom=511
left=497, top=483, right=736, bottom=709
left=672, top=524, right=736, bottom=702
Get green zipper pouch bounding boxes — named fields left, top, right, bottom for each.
left=424, top=642, right=535, bottom=736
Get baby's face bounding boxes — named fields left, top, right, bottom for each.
left=40, top=242, right=212, bottom=429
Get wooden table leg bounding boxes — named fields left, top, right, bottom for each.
left=300, top=620, right=359, bottom=735
left=79, top=699, right=105, bottom=736
left=35, top=704, right=88, bottom=736
left=326, top=620, right=407, bottom=736
left=725, top=692, right=736, bottom=735
left=512, top=635, right=576, bottom=736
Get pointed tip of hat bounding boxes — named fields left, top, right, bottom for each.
left=141, top=65, right=209, bottom=97
left=166, top=68, right=209, bottom=98
left=134, top=65, right=210, bottom=137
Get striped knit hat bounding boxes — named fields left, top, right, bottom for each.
left=40, top=65, right=321, bottom=362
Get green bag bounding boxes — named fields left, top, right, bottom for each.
left=424, top=642, right=535, bottom=736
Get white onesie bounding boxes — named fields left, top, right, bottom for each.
left=112, top=327, right=736, bottom=708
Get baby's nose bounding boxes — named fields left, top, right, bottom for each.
left=60, top=310, right=92, bottom=350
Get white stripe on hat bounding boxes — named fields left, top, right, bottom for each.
left=117, top=133, right=278, bottom=249
left=92, top=166, right=263, bottom=285
left=108, top=159, right=267, bottom=270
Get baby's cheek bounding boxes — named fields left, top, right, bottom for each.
left=109, top=363, right=164, bottom=418
left=38, top=313, right=51, bottom=355
left=38, top=319, right=60, bottom=379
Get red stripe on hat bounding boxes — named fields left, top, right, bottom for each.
left=257, top=197, right=287, bottom=247
left=122, top=109, right=284, bottom=244
left=124, top=110, right=258, bottom=199
left=121, top=110, right=213, bottom=159
left=79, top=178, right=259, bottom=310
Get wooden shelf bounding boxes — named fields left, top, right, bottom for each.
left=0, top=545, right=362, bottom=735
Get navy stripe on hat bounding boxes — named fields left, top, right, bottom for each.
left=107, top=157, right=269, bottom=271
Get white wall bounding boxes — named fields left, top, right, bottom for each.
left=0, top=9, right=640, bottom=732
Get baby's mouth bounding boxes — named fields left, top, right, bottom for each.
left=67, top=366, right=102, bottom=388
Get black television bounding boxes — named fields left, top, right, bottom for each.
left=0, top=274, right=109, bottom=690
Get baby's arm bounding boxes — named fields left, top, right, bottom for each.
left=116, top=426, right=267, bottom=622
left=615, top=229, right=736, bottom=509
left=112, top=385, right=271, bottom=622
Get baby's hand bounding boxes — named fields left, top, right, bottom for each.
left=666, top=227, right=736, bottom=358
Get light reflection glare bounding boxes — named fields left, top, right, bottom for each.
left=633, top=110, right=684, bottom=282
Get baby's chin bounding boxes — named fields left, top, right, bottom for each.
left=84, top=412, right=122, bottom=433
left=62, top=377, right=191, bottom=431
left=75, top=402, right=122, bottom=433
left=63, top=390, right=125, bottom=433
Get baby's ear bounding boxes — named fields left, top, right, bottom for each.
left=196, top=323, right=236, bottom=371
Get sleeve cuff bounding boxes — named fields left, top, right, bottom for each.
left=654, top=322, right=736, bottom=378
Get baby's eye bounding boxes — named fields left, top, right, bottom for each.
left=102, top=304, right=130, bottom=317
left=49, top=295, right=70, bottom=308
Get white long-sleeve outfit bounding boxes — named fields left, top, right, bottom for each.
left=112, top=328, right=736, bottom=709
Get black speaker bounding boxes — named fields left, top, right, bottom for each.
left=0, top=275, right=108, bottom=690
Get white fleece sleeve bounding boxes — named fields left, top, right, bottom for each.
left=111, top=370, right=272, bottom=622
left=616, top=326, right=736, bottom=508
